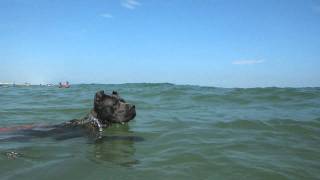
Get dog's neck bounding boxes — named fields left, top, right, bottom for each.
left=90, top=110, right=112, bottom=126
left=87, top=113, right=103, bottom=132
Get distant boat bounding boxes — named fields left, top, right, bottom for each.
left=0, top=82, right=10, bottom=87
left=1, top=82, right=31, bottom=87
left=0, top=82, right=10, bottom=88
left=59, top=81, right=70, bottom=88
left=13, top=82, right=31, bottom=87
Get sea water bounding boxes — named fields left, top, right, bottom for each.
left=0, top=84, right=319, bottom=179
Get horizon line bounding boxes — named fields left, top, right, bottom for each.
left=1, top=82, right=319, bottom=89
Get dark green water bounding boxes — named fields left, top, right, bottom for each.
left=0, top=84, right=319, bottom=180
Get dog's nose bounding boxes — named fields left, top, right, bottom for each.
left=132, top=105, right=135, bottom=109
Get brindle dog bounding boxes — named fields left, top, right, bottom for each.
left=57, top=90, right=136, bottom=132
left=0, top=90, right=136, bottom=141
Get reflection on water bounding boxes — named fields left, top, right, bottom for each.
left=0, top=122, right=144, bottom=169
left=87, top=124, right=143, bottom=167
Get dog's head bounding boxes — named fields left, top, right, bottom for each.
left=93, top=90, right=136, bottom=124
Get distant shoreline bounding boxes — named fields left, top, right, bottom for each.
left=1, top=82, right=319, bottom=89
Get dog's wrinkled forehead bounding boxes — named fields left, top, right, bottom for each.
left=94, top=90, right=124, bottom=106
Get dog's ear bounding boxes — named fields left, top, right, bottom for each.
left=112, top=91, right=118, bottom=96
left=95, top=90, right=105, bottom=102
left=112, top=91, right=126, bottom=103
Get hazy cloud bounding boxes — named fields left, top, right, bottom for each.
left=232, top=60, right=265, bottom=65
left=121, top=0, right=140, bottom=9
left=101, top=13, right=113, bottom=18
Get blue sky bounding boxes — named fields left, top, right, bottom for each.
left=1, top=0, right=319, bottom=87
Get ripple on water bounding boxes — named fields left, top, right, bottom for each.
left=1, top=84, right=320, bottom=179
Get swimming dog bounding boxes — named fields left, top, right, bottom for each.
left=58, top=90, right=136, bottom=132
left=0, top=90, right=136, bottom=140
